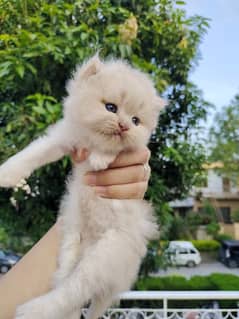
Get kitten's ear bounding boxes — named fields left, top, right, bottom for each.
left=66, top=54, right=103, bottom=93
left=76, top=54, right=103, bottom=80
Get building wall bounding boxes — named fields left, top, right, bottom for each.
left=219, top=223, right=235, bottom=238
left=195, top=170, right=238, bottom=195
left=235, top=223, right=239, bottom=239
left=194, top=198, right=239, bottom=214
left=219, top=223, right=239, bottom=240
left=170, top=166, right=239, bottom=239
left=202, top=170, right=223, bottom=193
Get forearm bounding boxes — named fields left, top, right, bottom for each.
left=0, top=223, right=60, bottom=319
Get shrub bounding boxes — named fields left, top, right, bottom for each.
left=215, top=233, right=234, bottom=241
left=206, top=222, right=220, bottom=238
left=160, top=240, right=221, bottom=252
left=136, top=274, right=239, bottom=291
left=136, top=277, right=165, bottom=291
left=191, top=239, right=220, bottom=251
left=210, top=273, right=239, bottom=290
left=0, top=225, right=8, bottom=248
left=209, top=273, right=239, bottom=308
left=161, top=276, right=189, bottom=291
left=159, top=241, right=169, bottom=250
left=139, top=242, right=161, bottom=277
left=130, top=274, right=239, bottom=309
left=189, top=275, right=217, bottom=291
left=199, top=201, right=218, bottom=224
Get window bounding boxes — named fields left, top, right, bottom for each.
left=222, top=177, right=230, bottom=192
left=0, top=251, right=5, bottom=258
left=220, top=207, right=232, bottom=224
left=178, top=249, right=188, bottom=254
left=189, top=249, right=196, bottom=254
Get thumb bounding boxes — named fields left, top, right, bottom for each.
left=71, top=148, right=89, bottom=163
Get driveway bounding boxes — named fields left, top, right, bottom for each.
left=154, top=261, right=239, bottom=278
left=1, top=262, right=239, bottom=280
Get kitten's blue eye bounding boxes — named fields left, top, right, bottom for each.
left=132, top=116, right=140, bottom=126
left=105, top=103, right=118, bottom=113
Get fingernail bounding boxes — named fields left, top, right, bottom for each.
left=94, top=186, right=107, bottom=197
left=83, top=174, right=97, bottom=186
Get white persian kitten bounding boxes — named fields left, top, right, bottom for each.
left=0, top=55, right=164, bottom=319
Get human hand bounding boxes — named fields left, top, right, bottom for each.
left=71, top=147, right=151, bottom=199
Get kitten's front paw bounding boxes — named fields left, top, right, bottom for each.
left=0, top=161, right=29, bottom=188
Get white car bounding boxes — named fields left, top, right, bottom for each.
left=164, top=241, right=201, bottom=267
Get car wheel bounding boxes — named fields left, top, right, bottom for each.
left=187, top=260, right=196, bottom=267
left=0, top=265, right=10, bottom=273
left=227, top=260, right=237, bottom=268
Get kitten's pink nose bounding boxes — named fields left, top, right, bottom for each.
left=119, top=122, right=129, bottom=132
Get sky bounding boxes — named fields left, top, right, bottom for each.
left=185, top=0, right=239, bottom=123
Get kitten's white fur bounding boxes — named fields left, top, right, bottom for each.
left=0, top=56, right=164, bottom=319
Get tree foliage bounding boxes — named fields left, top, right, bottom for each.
left=0, top=0, right=209, bottom=244
left=209, top=94, right=239, bottom=179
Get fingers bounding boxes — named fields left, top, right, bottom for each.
left=72, top=147, right=151, bottom=200
left=93, top=181, right=148, bottom=200
left=71, top=147, right=150, bottom=168
left=71, top=148, right=89, bottom=163
left=84, top=163, right=150, bottom=186
left=109, top=147, right=150, bottom=168
left=84, top=148, right=151, bottom=200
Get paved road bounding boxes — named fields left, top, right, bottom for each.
left=154, top=261, right=239, bottom=278
left=1, top=262, right=239, bottom=280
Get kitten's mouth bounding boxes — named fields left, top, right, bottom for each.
left=103, top=131, right=126, bottom=142
left=96, top=127, right=127, bottom=141
left=112, top=130, right=128, bottom=139
left=113, top=130, right=122, bottom=136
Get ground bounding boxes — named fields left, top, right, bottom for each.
left=1, top=261, right=239, bottom=280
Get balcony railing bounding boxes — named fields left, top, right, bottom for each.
left=82, top=291, right=239, bottom=319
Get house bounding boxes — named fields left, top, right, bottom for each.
left=169, top=162, right=239, bottom=239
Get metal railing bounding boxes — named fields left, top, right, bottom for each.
left=82, top=291, right=239, bottom=319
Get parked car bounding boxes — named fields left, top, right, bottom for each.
left=164, top=241, right=201, bottom=267
left=0, top=250, right=21, bottom=273
left=218, top=240, right=239, bottom=268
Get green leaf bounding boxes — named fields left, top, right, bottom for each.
left=6, top=123, right=12, bottom=133
left=16, top=65, right=25, bottom=78
left=25, top=63, right=37, bottom=75
left=23, top=51, right=41, bottom=58
left=33, top=106, right=46, bottom=115
left=176, top=1, right=186, bottom=5
left=0, top=61, right=12, bottom=77
left=80, top=32, right=88, bottom=41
